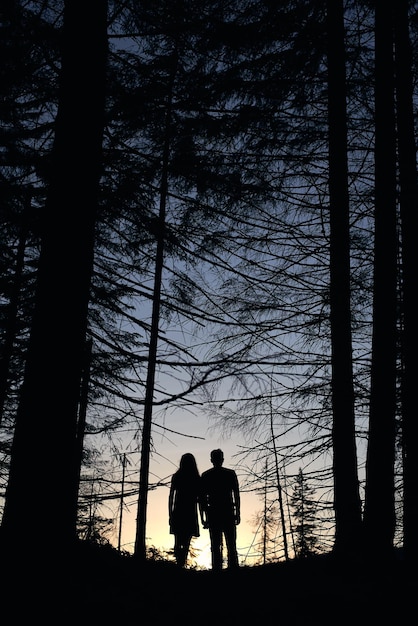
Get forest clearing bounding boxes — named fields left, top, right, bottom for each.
left=2, top=1, right=418, bottom=605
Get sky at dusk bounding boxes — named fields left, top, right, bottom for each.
left=91, top=301, right=338, bottom=568
left=104, top=409, right=272, bottom=569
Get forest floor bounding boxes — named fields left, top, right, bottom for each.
left=3, top=542, right=416, bottom=625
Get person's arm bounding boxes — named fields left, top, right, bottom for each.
left=168, top=479, right=175, bottom=523
left=199, top=500, right=208, bottom=528
left=233, top=472, right=241, bottom=525
left=199, top=477, right=209, bottom=528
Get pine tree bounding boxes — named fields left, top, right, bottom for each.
left=290, top=468, right=319, bottom=558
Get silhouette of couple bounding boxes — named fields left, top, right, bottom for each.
left=168, top=449, right=240, bottom=570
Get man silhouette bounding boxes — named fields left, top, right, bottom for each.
left=200, top=449, right=240, bottom=570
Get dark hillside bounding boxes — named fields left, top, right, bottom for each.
left=3, top=542, right=414, bottom=625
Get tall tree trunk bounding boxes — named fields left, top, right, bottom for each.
left=134, top=52, right=177, bottom=562
left=326, top=0, right=362, bottom=558
left=393, top=0, right=418, bottom=564
left=73, top=338, right=93, bottom=532
left=0, top=203, right=29, bottom=425
left=1, top=0, right=107, bottom=560
left=269, top=402, right=289, bottom=561
left=363, top=1, right=397, bottom=561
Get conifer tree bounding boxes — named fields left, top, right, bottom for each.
left=326, top=0, right=362, bottom=557
left=1, top=0, right=108, bottom=557
left=290, top=468, right=319, bottom=558
left=363, top=0, right=398, bottom=560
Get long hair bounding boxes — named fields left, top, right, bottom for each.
left=178, top=453, right=200, bottom=479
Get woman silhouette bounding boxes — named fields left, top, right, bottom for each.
left=168, top=453, right=201, bottom=567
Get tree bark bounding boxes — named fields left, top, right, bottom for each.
left=363, top=1, right=397, bottom=560
left=394, top=0, right=418, bottom=564
left=326, top=0, right=362, bottom=558
left=1, top=0, right=108, bottom=560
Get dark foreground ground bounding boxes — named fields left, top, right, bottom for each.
left=3, top=542, right=416, bottom=625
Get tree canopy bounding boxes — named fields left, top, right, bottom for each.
left=1, top=0, right=417, bottom=566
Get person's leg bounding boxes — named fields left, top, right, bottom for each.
left=177, top=545, right=186, bottom=567
left=181, top=535, right=192, bottom=567
left=175, top=534, right=191, bottom=567
left=174, top=535, right=182, bottom=565
left=224, top=524, right=238, bottom=568
left=209, top=527, right=223, bottom=571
